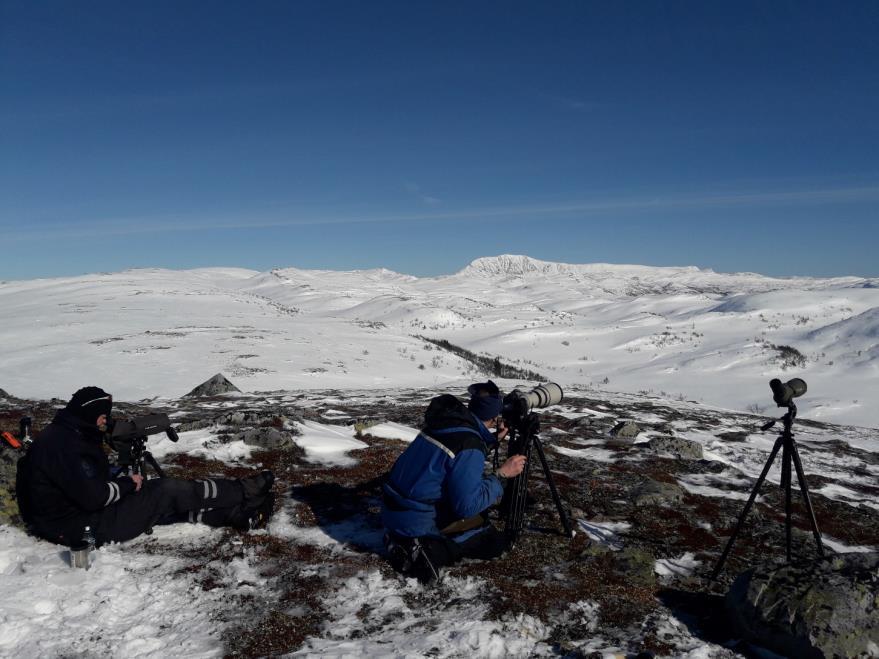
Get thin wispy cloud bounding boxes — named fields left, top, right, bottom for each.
left=3, top=183, right=878, bottom=243
left=403, top=182, right=442, bottom=207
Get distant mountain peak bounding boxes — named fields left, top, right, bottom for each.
left=459, top=254, right=703, bottom=281
left=462, top=255, right=571, bottom=277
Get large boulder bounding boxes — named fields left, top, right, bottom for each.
left=726, top=552, right=879, bottom=658
left=184, top=374, right=241, bottom=398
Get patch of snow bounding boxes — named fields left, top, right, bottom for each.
left=822, top=536, right=876, bottom=553
left=0, top=526, right=230, bottom=657
left=295, top=572, right=553, bottom=658
left=293, top=420, right=368, bottom=466
left=655, top=552, right=702, bottom=579
left=553, top=445, right=618, bottom=463
left=362, top=421, right=419, bottom=442
left=576, top=519, right=631, bottom=550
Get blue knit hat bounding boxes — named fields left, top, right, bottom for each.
left=467, top=380, right=503, bottom=420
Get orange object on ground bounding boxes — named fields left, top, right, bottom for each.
left=1, top=431, right=22, bottom=449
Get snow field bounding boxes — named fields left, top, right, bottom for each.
left=0, top=255, right=876, bottom=429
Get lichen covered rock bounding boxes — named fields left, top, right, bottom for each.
left=726, top=552, right=879, bottom=658
left=609, top=421, right=642, bottom=440
left=646, top=436, right=704, bottom=460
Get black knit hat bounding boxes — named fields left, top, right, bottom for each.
left=66, top=386, right=113, bottom=425
left=467, top=380, right=503, bottom=420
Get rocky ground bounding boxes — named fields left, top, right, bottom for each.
left=1, top=384, right=877, bottom=657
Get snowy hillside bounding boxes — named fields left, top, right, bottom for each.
left=0, top=255, right=876, bottom=429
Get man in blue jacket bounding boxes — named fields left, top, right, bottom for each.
left=382, top=380, right=526, bottom=582
left=18, top=386, right=275, bottom=547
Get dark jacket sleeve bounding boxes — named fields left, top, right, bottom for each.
left=445, top=448, right=504, bottom=519
left=45, top=448, right=136, bottom=512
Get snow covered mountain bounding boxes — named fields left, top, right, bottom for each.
left=1, top=255, right=876, bottom=428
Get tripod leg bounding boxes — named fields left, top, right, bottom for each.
left=143, top=451, right=167, bottom=479
left=711, top=436, right=783, bottom=580
left=783, top=442, right=792, bottom=563
left=532, top=437, right=574, bottom=538
left=504, top=424, right=534, bottom=545
left=789, top=441, right=825, bottom=556
left=506, top=443, right=533, bottom=544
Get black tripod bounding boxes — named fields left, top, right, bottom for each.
left=502, top=412, right=574, bottom=544
left=711, top=401, right=824, bottom=580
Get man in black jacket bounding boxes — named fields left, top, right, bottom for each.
left=18, top=386, right=275, bottom=547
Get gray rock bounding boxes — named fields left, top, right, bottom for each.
left=609, top=421, right=642, bottom=440
left=240, top=427, right=293, bottom=450
left=632, top=478, right=685, bottom=507
left=184, top=374, right=241, bottom=398
left=645, top=436, right=704, bottom=460
left=0, top=388, right=9, bottom=399
left=726, top=552, right=879, bottom=659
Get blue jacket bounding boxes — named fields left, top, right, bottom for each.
left=382, top=394, right=503, bottom=542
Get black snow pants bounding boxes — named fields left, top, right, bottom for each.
left=386, top=524, right=510, bottom=582
left=94, top=477, right=244, bottom=545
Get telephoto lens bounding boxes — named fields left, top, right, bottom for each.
left=518, top=383, right=564, bottom=411
left=503, top=383, right=564, bottom=425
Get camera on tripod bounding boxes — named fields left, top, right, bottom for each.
left=499, top=382, right=573, bottom=543
left=105, top=413, right=179, bottom=478
left=502, top=383, right=564, bottom=429
left=711, top=377, right=824, bottom=580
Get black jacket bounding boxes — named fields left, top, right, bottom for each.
left=19, top=409, right=136, bottom=544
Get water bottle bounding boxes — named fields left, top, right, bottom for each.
left=71, top=526, right=95, bottom=570
left=83, top=525, right=96, bottom=553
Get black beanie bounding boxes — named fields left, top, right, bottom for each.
left=66, top=387, right=113, bottom=425
left=467, top=380, right=503, bottom=420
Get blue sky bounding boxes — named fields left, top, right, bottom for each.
left=1, top=1, right=877, bottom=279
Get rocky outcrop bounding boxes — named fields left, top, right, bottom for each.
left=184, top=374, right=241, bottom=398
left=726, top=552, right=879, bottom=659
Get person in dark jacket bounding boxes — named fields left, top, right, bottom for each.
left=381, top=380, right=526, bottom=582
left=18, top=386, right=275, bottom=547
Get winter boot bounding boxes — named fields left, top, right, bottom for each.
left=239, top=470, right=274, bottom=505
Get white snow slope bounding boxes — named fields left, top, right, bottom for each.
left=1, top=254, right=877, bottom=428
